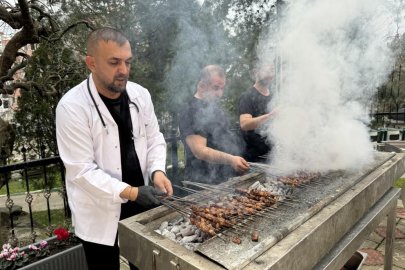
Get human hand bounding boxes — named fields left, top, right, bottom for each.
left=153, top=171, right=173, bottom=196
left=230, top=156, right=250, bottom=173
left=135, top=186, right=166, bottom=207
left=268, top=107, right=279, bottom=117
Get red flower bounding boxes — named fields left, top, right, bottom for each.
left=53, top=227, right=69, bottom=241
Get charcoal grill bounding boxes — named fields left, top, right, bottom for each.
left=118, top=151, right=405, bottom=270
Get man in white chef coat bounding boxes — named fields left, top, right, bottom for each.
left=56, top=27, right=173, bottom=270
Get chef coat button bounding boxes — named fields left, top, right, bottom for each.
left=116, top=215, right=118, bottom=218
left=115, top=146, right=118, bottom=148
left=112, top=124, right=115, bottom=127
left=117, top=168, right=120, bottom=171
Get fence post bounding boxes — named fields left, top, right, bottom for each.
left=22, top=146, right=36, bottom=243
left=40, top=145, right=53, bottom=236
left=171, top=128, right=178, bottom=180
left=2, top=147, right=17, bottom=247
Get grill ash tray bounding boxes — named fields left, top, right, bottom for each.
left=192, top=152, right=394, bottom=270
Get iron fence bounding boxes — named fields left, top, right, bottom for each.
left=0, top=134, right=183, bottom=247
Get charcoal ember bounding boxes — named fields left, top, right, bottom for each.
left=249, top=181, right=261, bottom=190
left=171, top=216, right=184, bottom=226
left=167, top=225, right=173, bottom=231
left=171, top=226, right=180, bottom=234
left=197, top=236, right=203, bottom=243
left=195, top=229, right=201, bottom=237
left=180, top=234, right=198, bottom=244
left=180, top=226, right=194, bottom=237
left=175, top=232, right=182, bottom=238
left=263, top=183, right=273, bottom=189
left=159, top=221, right=169, bottom=231
left=176, top=235, right=182, bottom=241
left=163, top=231, right=176, bottom=241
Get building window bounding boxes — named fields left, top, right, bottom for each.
left=3, top=100, right=9, bottom=109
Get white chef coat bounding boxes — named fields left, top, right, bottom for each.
left=56, top=74, right=166, bottom=246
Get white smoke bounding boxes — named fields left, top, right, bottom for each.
left=262, top=0, right=399, bottom=173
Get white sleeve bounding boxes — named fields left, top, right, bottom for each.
left=142, top=92, right=167, bottom=179
left=56, top=102, right=129, bottom=205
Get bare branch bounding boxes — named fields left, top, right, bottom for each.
left=3, top=81, right=44, bottom=97
left=29, top=4, right=58, bottom=32
left=18, top=0, right=34, bottom=30
left=0, top=53, right=30, bottom=83
left=48, top=20, right=94, bottom=42
left=0, top=6, right=23, bottom=29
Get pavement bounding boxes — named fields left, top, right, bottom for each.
left=358, top=200, right=405, bottom=270
left=0, top=190, right=65, bottom=213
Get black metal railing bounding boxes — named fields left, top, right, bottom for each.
left=0, top=134, right=183, bottom=247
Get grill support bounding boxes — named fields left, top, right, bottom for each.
left=312, top=187, right=400, bottom=270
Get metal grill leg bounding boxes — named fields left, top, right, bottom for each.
left=385, top=204, right=396, bottom=270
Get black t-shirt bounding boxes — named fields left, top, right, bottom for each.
left=99, top=92, right=147, bottom=219
left=179, top=97, right=243, bottom=184
left=239, top=87, right=272, bottom=161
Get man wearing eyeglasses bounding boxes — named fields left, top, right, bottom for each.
left=179, top=65, right=250, bottom=185
left=56, top=27, right=172, bottom=270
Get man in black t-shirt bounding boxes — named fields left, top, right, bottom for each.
left=179, top=65, right=250, bottom=184
left=239, top=60, right=277, bottom=162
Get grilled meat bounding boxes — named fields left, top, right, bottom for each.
left=252, top=233, right=259, bottom=242
left=232, top=235, right=242, bottom=244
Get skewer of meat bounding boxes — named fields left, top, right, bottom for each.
left=190, top=217, right=216, bottom=236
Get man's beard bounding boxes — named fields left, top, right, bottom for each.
left=258, top=77, right=272, bottom=88
left=101, top=74, right=128, bottom=93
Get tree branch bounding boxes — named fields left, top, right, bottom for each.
left=0, top=6, right=22, bottom=29
left=29, top=4, right=58, bottom=32
left=3, top=81, right=44, bottom=97
left=48, top=21, right=94, bottom=42
left=18, top=0, right=33, bottom=30
left=0, top=53, right=30, bottom=83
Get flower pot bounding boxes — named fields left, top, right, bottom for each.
left=18, top=236, right=88, bottom=270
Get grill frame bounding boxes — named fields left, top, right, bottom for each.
left=119, top=152, right=405, bottom=270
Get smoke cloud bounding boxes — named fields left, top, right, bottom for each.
left=262, top=0, right=398, bottom=173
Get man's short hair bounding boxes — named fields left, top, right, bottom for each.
left=199, top=65, right=225, bottom=85
left=253, top=58, right=274, bottom=70
left=87, top=27, right=128, bottom=55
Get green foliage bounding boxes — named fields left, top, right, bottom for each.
left=12, top=0, right=279, bottom=152
left=0, top=244, right=29, bottom=270
left=14, top=41, right=88, bottom=155
left=393, top=177, right=405, bottom=188
left=32, top=209, right=68, bottom=230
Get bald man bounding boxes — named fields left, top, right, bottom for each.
left=56, top=27, right=172, bottom=270
left=179, top=65, right=250, bottom=184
